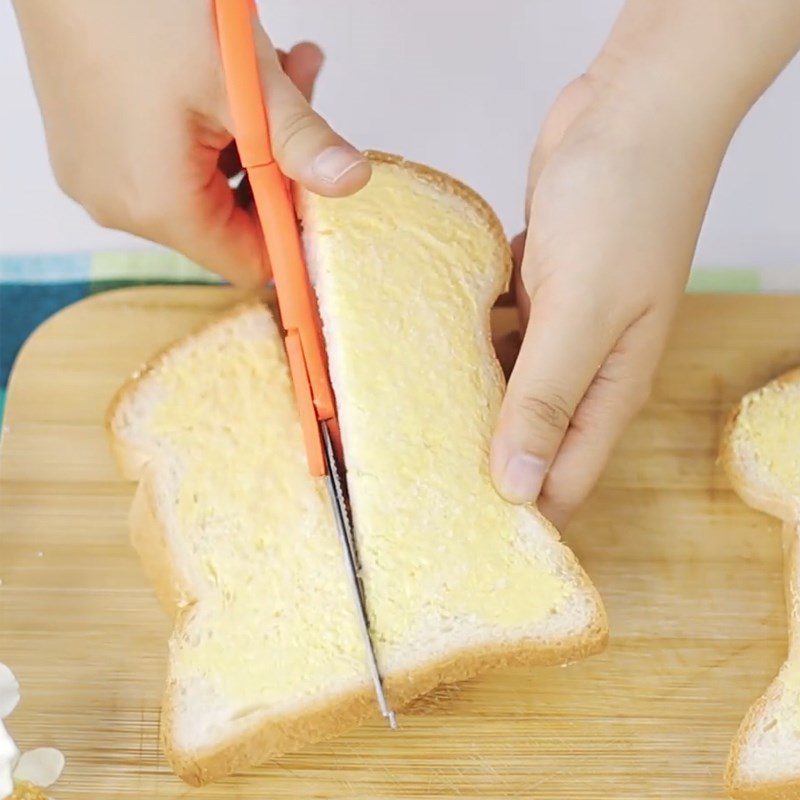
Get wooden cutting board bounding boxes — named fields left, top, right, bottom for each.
left=1, top=286, right=799, bottom=800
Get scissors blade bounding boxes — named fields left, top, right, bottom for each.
left=320, top=420, right=397, bottom=729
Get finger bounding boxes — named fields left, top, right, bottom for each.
left=158, top=150, right=269, bottom=287
left=537, top=316, right=663, bottom=528
left=252, top=25, right=370, bottom=196
left=490, top=284, right=621, bottom=505
left=217, top=140, right=242, bottom=178
left=217, top=42, right=323, bottom=204
left=282, top=41, right=324, bottom=102
left=84, top=127, right=268, bottom=288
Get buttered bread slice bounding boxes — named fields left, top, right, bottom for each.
left=722, top=368, right=800, bottom=799
left=301, top=152, right=606, bottom=674
left=108, top=151, right=607, bottom=786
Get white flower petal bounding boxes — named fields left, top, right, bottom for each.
left=0, top=665, right=20, bottom=719
left=13, top=748, right=64, bottom=788
left=0, top=720, right=20, bottom=800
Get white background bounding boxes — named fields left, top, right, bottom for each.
left=1, top=1, right=798, bottom=269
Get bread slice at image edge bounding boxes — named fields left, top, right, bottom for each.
left=721, top=367, right=800, bottom=800
left=107, top=153, right=608, bottom=785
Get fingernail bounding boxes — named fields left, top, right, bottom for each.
left=499, top=454, right=548, bottom=504
left=311, top=146, right=365, bottom=184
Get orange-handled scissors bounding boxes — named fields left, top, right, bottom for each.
left=214, top=0, right=335, bottom=477
left=213, top=0, right=397, bottom=728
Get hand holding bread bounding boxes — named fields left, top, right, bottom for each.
left=490, top=0, right=800, bottom=527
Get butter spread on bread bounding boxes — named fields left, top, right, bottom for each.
left=108, top=152, right=607, bottom=786
left=722, top=368, right=800, bottom=799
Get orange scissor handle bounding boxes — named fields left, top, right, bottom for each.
left=214, top=0, right=337, bottom=476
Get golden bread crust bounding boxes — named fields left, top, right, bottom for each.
left=108, top=153, right=607, bottom=786
left=721, top=367, right=800, bottom=799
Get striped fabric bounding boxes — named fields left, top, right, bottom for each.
left=0, top=250, right=786, bottom=420
left=0, top=251, right=220, bottom=419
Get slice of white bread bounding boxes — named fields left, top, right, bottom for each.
left=108, top=151, right=607, bottom=786
left=721, top=367, right=800, bottom=799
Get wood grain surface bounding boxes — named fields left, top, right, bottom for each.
left=1, top=287, right=799, bottom=799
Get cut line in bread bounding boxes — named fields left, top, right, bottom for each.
left=108, top=152, right=607, bottom=785
left=721, top=367, right=800, bottom=799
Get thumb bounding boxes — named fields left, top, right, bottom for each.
left=253, top=25, right=370, bottom=197
left=490, top=290, right=615, bottom=505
